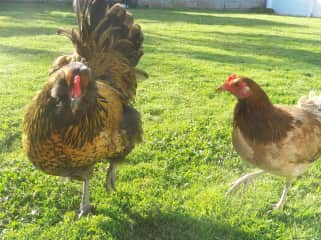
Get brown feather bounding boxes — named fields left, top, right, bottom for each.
left=234, top=78, right=294, bottom=144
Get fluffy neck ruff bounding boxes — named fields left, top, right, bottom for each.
left=24, top=80, right=108, bottom=149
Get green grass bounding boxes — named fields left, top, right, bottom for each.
left=1, top=2, right=321, bottom=239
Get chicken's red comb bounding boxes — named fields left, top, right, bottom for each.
left=227, top=74, right=238, bottom=82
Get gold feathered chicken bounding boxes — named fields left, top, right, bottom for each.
left=23, top=0, right=147, bottom=217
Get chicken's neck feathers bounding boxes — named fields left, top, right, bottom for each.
left=234, top=93, right=294, bottom=144
left=24, top=84, right=107, bottom=149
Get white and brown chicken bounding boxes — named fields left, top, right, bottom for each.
left=218, top=74, right=321, bottom=209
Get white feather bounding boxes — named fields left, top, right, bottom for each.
left=298, top=91, right=321, bottom=117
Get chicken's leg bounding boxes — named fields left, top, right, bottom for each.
left=78, top=179, right=92, bottom=218
left=227, top=170, right=265, bottom=195
left=272, top=178, right=293, bottom=210
left=106, top=162, right=117, bottom=192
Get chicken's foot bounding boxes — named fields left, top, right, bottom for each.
left=227, top=170, right=265, bottom=195
left=106, top=162, right=117, bottom=192
left=272, top=178, right=293, bottom=210
left=78, top=179, right=92, bottom=218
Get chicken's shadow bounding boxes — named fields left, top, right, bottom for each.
left=96, top=205, right=266, bottom=240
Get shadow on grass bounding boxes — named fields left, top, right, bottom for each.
left=1, top=3, right=318, bottom=68
left=136, top=9, right=302, bottom=28
left=97, top=207, right=264, bottom=240
left=0, top=26, right=59, bottom=38
left=144, top=30, right=320, bottom=68
left=0, top=43, right=62, bottom=58
left=0, top=3, right=75, bottom=37
left=270, top=209, right=321, bottom=239
left=135, top=9, right=319, bottom=69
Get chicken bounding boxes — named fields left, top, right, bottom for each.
left=22, top=0, right=147, bottom=217
left=218, top=74, right=321, bottom=209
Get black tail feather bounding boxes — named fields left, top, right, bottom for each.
left=121, top=106, right=142, bottom=143
left=89, top=0, right=108, bottom=30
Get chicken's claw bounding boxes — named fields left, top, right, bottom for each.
left=226, top=170, right=265, bottom=196
left=269, top=180, right=292, bottom=212
left=77, top=204, right=93, bottom=219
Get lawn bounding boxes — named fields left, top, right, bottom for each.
left=0, top=2, right=321, bottom=239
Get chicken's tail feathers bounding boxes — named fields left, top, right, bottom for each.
left=58, top=0, right=144, bottom=67
left=298, top=91, right=321, bottom=117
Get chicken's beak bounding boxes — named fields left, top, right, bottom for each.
left=70, top=97, right=80, bottom=113
left=135, top=68, right=149, bottom=81
left=216, top=84, right=225, bottom=92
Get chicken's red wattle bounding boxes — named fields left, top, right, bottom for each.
left=72, top=75, right=82, bottom=98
